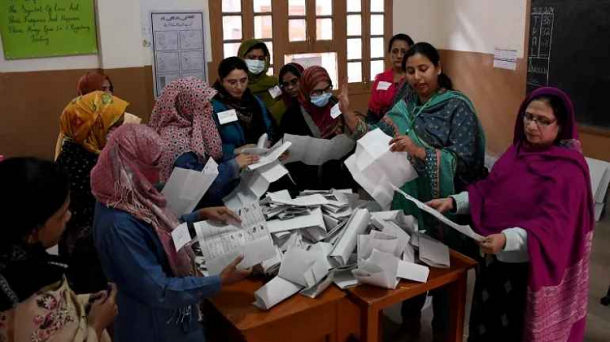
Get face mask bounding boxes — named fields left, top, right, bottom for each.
left=310, top=92, right=332, bottom=107
left=245, top=59, right=266, bottom=75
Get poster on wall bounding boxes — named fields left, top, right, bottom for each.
left=151, top=12, right=207, bottom=97
left=0, top=0, right=98, bottom=59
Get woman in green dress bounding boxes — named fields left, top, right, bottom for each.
left=340, top=42, right=487, bottom=341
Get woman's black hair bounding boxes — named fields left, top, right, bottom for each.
left=402, top=42, right=453, bottom=90
left=218, top=56, right=249, bottom=80
left=0, top=158, right=70, bottom=250
left=388, top=33, right=415, bottom=52
left=528, top=95, right=568, bottom=128
left=279, top=63, right=302, bottom=81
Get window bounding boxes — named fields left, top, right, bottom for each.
left=209, top=0, right=392, bottom=93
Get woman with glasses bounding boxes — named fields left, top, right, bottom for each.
left=367, top=33, right=414, bottom=123
left=238, top=39, right=279, bottom=116
left=428, top=87, right=594, bottom=342
left=270, top=63, right=304, bottom=128
left=340, top=42, right=486, bottom=341
left=280, top=65, right=353, bottom=191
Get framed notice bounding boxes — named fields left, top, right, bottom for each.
left=151, top=12, right=207, bottom=97
left=0, top=0, right=98, bottom=59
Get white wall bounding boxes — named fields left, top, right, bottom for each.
left=0, top=0, right=213, bottom=73
left=394, top=0, right=527, bottom=58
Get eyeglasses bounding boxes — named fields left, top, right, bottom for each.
left=280, top=78, right=299, bottom=88
left=224, top=78, right=248, bottom=88
left=523, top=112, right=556, bottom=128
left=310, top=84, right=333, bottom=97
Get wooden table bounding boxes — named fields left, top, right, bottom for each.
left=346, top=250, right=477, bottom=342
left=205, top=277, right=360, bottom=342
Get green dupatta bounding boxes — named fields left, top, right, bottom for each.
left=379, top=90, right=485, bottom=237
left=238, top=39, right=279, bottom=111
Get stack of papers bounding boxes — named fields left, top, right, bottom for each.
left=345, top=129, right=418, bottom=210
left=283, top=134, right=355, bottom=165
left=162, top=158, right=219, bottom=216
left=224, top=160, right=290, bottom=209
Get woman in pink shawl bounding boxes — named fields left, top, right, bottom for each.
left=149, top=77, right=258, bottom=207
left=429, top=87, right=594, bottom=342
left=91, top=124, right=250, bottom=342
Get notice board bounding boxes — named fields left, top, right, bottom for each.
left=0, top=0, right=98, bottom=59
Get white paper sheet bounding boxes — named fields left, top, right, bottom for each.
left=253, top=276, right=303, bottom=310
left=391, top=185, right=484, bottom=241
left=267, top=207, right=326, bottom=234
left=418, top=235, right=450, bottom=268
left=278, top=247, right=317, bottom=287
left=378, top=221, right=411, bottom=257
left=171, top=222, right=192, bottom=252
left=353, top=259, right=399, bottom=289
left=357, top=233, right=399, bottom=260
left=345, top=129, right=418, bottom=209
left=248, top=141, right=292, bottom=170
left=162, top=158, right=219, bottom=216
left=332, top=267, right=359, bottom=289
left=224, top=161, right=289, bottom=209
left=284, top=134, right=355, bottom=166
left=397, top=260, right=429, bottom=283
left=329, top=209, right=371, bottom=266
left=271, top=194, right=330, bottom=207
left=300, top=273, right=334, bottom=298
left=196, top=202, right=275, bottom=275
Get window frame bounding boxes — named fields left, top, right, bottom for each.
left=209, top=0, right=393, bottom=95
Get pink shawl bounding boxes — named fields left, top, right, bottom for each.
left=90, top=124, right=195, bottom=277
left=468, top=87, right=595, bottom=341
left=148, top=77, right=223, bottom=181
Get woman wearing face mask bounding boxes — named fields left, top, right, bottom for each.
left=367, top=33, right=414, bottom=123
left=55, top=91, right=128, bottom=295
left=0, top=157, right=117, bottom=342
left=280, top=66, right=353, bottom=190
left=92, top=125, right=250, bottom=342
left=238, top=39, right=279, bottom=117
left=428, top=88, right=594, bottom=342
left=340, top=42, right=486, bottom=342
left=270, top=63, right=304, bottom=130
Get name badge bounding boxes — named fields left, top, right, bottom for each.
left=269, top=85, right=282, bottom=99
left=217, top=109, right=238, bottom=125
left=377, top=81, right=392, bottom=91
left=330, top=103, right=342, bottom=119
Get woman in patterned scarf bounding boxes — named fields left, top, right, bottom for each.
left=0, top=157, right=117, bottom=342
left=91, top=124, right=249, bottom=342
left=149, top=77, right=240, bottom=207
left=56, top=91, right=128, bottom=294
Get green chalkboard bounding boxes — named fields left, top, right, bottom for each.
left=0, top=0, right=98, bottom=59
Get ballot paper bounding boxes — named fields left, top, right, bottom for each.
left=241, top=133, right=269, bottom=155
left=195, top=202, right=276, bottom=275
left=329, top=209, right=371, bottom=266
left=162, top=158, right=219, bottom=216
left=332, top=266, right=359, bottom=289
left=279, top=247, right=330, bottom=288
left=345, top=129, right=418, bottom=209
left=378, top=221, right=411, bottom=257
left=267, top=207, right=326, bottom=234
left=357, top=233, right=399, bottom=260
left=270, top=194, right=330, bottom=207
left=253, top=276, right=303, bottom=310
left=391, top=185, right=484, bottom=241
left=353, top=250, right=400, bottom=290
left=418, top=235, right=450, bottom=268
left=300, top=273, right=334, bottom=298
left=224, top=161, right=289, bottom=209
left=284, top=134, right=355, bottom=166
left=396, top=260, right=429, bottom=283
left=371, top=210, right=417, bottom=233
left=247, top=140, right=292, bottom=170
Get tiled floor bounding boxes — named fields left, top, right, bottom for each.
left=383, top=202, right=610, bottom=342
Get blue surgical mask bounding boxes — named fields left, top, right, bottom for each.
left=310, top=92, right=332, bottom=107
left=245, top=59, right=266, bottom=75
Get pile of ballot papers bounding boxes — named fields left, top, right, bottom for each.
left=165, top=130, right=485, bottom=311
left=172, top=187, right=470, bottom=311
